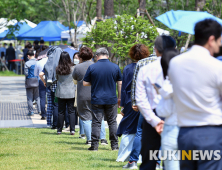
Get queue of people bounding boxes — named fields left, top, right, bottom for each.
left=22, top=18, right=222, bottom=170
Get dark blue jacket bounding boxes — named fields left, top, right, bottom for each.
left=117, top=63, right=140, bottom=137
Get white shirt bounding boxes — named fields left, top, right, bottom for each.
left=168, top=45, right=222, bottom=127
left=156, top=78, right=177, bottom=126
left=136, top=57, right=163, bottom=127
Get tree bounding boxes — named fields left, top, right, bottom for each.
left=139, top=0, right=146, bottom=17
left=104, top=0, right=115, bottom=18
left=96, top=0, right=102, bottom=20
left=83, top=14, right=158, bottom=66
left=196, top=0, right=206, bottom=10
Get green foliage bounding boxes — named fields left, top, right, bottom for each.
left=83, top=14, right=158, bottom=62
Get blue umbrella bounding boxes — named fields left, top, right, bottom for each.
left=63, top=48, right=79, bottom=61
left=37, top=45, right=78, bottom=61
left=156, top=10, right=222, bottom=34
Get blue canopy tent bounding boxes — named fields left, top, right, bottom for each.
left=0, top=22, right=35, bottom=40
left=156, top=10, right=222, bottom=34
left=17, top=21, right=69, bottom=41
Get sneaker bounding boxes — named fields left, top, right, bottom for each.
left=47, top=125, right=51, bottom=128
left=88, top=146, right=98, bottom=151
left=79, top=134, right=86, bottom=139
left=101, top=139, right=108, bottom=145
left=41, top=117, right=46, bottom=120
left=51, top=126, right=57, bottom=129
left=156, top=164, right=163, bottom=170
left=27, top=112, right=34, bottom=116
left=123, top=162, right=138, bottom=169
left=112, top=147, right=119, bottom=151
left=57, top=132, right=61, bottom=135
left=70, top=131, right=75, bottom=135
left=86, top=140, right=92, bottom=145
left=39, top=112, right=42, bottom=115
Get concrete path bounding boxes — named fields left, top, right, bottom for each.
left=0, top=76, right=122, bottom=128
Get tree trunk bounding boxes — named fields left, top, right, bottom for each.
left=104, top=0, right=114, bottom=18
left=195, top=0, right=206, bottom=10
left=166, top=0, right=170, bottom=11
left=96, top=0, right=102, bottom=20
left=139, top=0, right=146, bottom=17
left=186, top=0, right=189, bottom=7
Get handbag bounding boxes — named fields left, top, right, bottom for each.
left=25, top=77, right=39, bottom=88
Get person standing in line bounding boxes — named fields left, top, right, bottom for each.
left=34, top=47, right=49, bottom=120
left=123, top=50, right=157, bottom=169
left=56, top=52, right=76, bottom=135
left=0, top=44, right=6, bottom=57
left=24, top=50, right=41, bottom=116
left=73, top=47, right=107, bottom=145
left=83, top=47, right=122, bottom=151
left=168, top=19, right=222, bottom=170
left=117, top=44, right=149, bottom=162
left=156, top=48, right=180, bottom=170
left=135, top=36, right=176, bottom=170
left=23, top=42, right=32, bottom=63
left=6, top=43, right=15, bottom=71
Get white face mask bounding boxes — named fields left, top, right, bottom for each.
left=74, top=59, right=79, bottom=64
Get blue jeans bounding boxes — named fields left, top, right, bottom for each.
left=161, top=125, right=180, bottom=170
left=79, top=118, right=85, bottom=135
left=39, top=80, right=46, bottom=117
left=129, top=113, right=143, bottom=162
left=82, top=119, right=106, bottom=141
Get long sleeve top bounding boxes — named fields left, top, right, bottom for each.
left=156, top=78, right=177, bottom=126
left=168, top=45, right=222, bottom=127
left=131, top=54, right=157, bottom=106
left=135, top=57, right=163, bottom=127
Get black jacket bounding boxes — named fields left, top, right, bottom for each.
left=6, top=47, right=15, bottom=61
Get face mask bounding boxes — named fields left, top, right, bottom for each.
left=74, top=59, right=79, bottom=64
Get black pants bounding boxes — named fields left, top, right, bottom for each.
left=8, top=62, right=14, bottom=71
left=91, top=104, right=118, bottom=148
left=57, top=98, right=76, bottom=133
left=140, top=120, right=161, bottom=170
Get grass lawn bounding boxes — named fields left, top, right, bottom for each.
left=0, top=128, right=128, bottom=170
left=0, top=71, right=24, bottom=76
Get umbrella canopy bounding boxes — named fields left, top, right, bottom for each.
left=0, top=22, right=35, bottom=40
left=37, top=45, right=77, bottom=61
left=156, top=10, right=222, bottom=34
left=17, top=21, right=69, bottom=41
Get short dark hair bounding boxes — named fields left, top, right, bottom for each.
left=73, top=52, right=80, bottom=60
left=155, top=36, right=176, bottom=54
left=56, top=51, right=74, bottom=75
left=195, top=19, right=222, bottom=46
left=41, top=45, right=48, bottom=51
left=27, top=42, right=32, bottom=49
left=9, top=43, right=12, bottom=47
left=34, top=40, right=39, bottom=45
left=27, top=50, right=34, bottom=57
left=79, top=47, right=93, bottom=60
left=34, top=45, right=40, bottom=51
left=161, top=48, right=180, bottom=79
left=129, top=44, right=150, bottom=61
left=40, top=40, right=44, bottom=44
left=1, top=52, right=4, bottom=58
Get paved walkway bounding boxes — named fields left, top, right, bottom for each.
left=0, top=76, right=122, bottom=128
